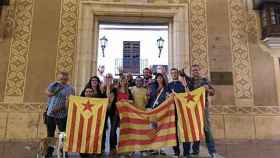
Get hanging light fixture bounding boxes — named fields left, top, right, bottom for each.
left=100, top=36, right=108, bottom=57
left=157, top=37, right=164, bottom=58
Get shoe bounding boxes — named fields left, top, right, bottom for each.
left=191, top=152, right=199, bottom=155
left=185, top=155, right=191, bottom=158
left=170, top=152, right=180, bottom=158
left=159, top=150, right=166, bottom=155
left=140, top=151, right=149, bottom=156
left=109, top=148, right=117, bottom=157
left=210, top=153, right=217, bottom=158
left=151, top=150, right=166, bottom=155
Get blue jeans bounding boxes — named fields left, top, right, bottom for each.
left=183, top=107, right=216, bottom=155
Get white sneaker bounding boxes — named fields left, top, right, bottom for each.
left=210, top=153, right=217, bottom=158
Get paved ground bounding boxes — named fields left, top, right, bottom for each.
left=1, top=139, right=280, bottom=158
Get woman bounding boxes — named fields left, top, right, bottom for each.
left=145, top=73, right=170, bottom=155
left=116, top=76, right=133, bottom=102
left=146, top=73, right=170, bottom=109
left=108, top=75, right=133, bottom=157
left=80, top=76, right=105, bottom=98
left=79, top=76, right=107, bottom=158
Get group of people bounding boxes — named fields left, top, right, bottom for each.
left=44, top=64, right=217, bottom=158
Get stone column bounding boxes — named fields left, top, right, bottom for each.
left=228, top=0, right=254, bottom=106
left=189, top=0, right=209, bottom=77
left=4, top=0, right=35, bottom=103
left=55, top=0, right=79, bottom=90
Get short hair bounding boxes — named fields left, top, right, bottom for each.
left=170, top=68, right=178, bottom=72
left=136, top=75, right=142, bottom=79
left=85, top=87, right=93, bottom=91
left=135, top=75, right=143, bottom=81
left=192, top=64, right=200, bottom=68
left=58, top=71, right=69, bottom=76
left=143, top=67, right=150, bottom=72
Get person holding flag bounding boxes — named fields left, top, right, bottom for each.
left=44, top=72, right=75, bottom=158
left=184, top=64, right=217, bottom=158
left=79, top=76, right=107, bottom=158
left=168, top=68, right=190, bottom=156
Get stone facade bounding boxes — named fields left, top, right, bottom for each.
left=0, top=0, right=280, bottom=140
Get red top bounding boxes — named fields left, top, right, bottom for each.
left=117, top=92, right=129, bottom=101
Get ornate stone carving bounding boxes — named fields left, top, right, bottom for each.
left=228, top=0, right=254, bottom=103
left=4, top=0, right=34, bottom=102
left=209, top=105, right=280, bottom=115
left=1, top=102, right=280, bottom=115
left=247, top=11, right=259, bottom=44
left=189, top=0, right=209, bottom=77
left=55, top=0, right=79, bottom=78
left=0, top=103, right=44, bottom=113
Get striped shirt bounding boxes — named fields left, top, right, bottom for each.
left=47, top=82, right=74, bottom=118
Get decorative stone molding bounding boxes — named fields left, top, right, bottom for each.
left=56, top=0, right=209, bottom=92
left=228, top=0, right=254, bottom=105
left=55, top=0, right=79, bottom=80
left=209, top=105, right=280, bottom=115
left=1, top=102, right=280, bottom=115
left=189, top=0, right=209, bottom=77
left=247, top=10, right=260, bottom=44
left=4, top=0, right=35, bottom=103
left=0, top=103, right=44, bottom=113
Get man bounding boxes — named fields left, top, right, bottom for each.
left=45, top=72, right=75, bottom=158
left=143, top=67, right=153, bottom=88
left=183, top=64, right=217, bottom=158
left=127, top=72, right=136, bottom=87
left=168, top=68, right=186, bottom=156
left=130, top=76, right=147, bottom=110
left=168, top=68, right=186, bottom=93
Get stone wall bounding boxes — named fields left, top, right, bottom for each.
left=0, top=0, right=279, bottom=140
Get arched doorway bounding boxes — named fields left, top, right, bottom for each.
left=74, top=1, right=189, bottom=93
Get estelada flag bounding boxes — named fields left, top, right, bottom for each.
left=175, top=87, right=206, bottom=142
left=64, top=96, right=108, bottom=154
left=117, top=97, right=177, bottom=153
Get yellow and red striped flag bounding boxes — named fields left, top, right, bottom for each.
left=175, top=87, right=206, bottom=142
left=64, top=96, right=108, bottom=154
left=117, top=97, right=177, bottom=153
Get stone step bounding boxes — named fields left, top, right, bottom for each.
left=51, top=146, right=224, bottom=158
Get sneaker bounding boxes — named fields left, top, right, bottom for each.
left=191, top=152, right=199, bottom=156
left=185, top=155, right=191, bottom=158
left=210, top=153, right=217, bottom=158
left=140, top=151, right=149, bottom=156
left=151, top=150, right=166, bottom=155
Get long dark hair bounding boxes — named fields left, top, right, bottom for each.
left=179, top=69, right=191, bottom=82
left=155, top=73, right=167, bottom=88
left=118, top=76, right=129, bottom=94
left=80, top=76, right=102, bottom=97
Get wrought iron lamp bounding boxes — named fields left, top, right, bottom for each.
left=157, top=37, right=164, bottom=58
left=100, top=36, right=108, bottom=57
